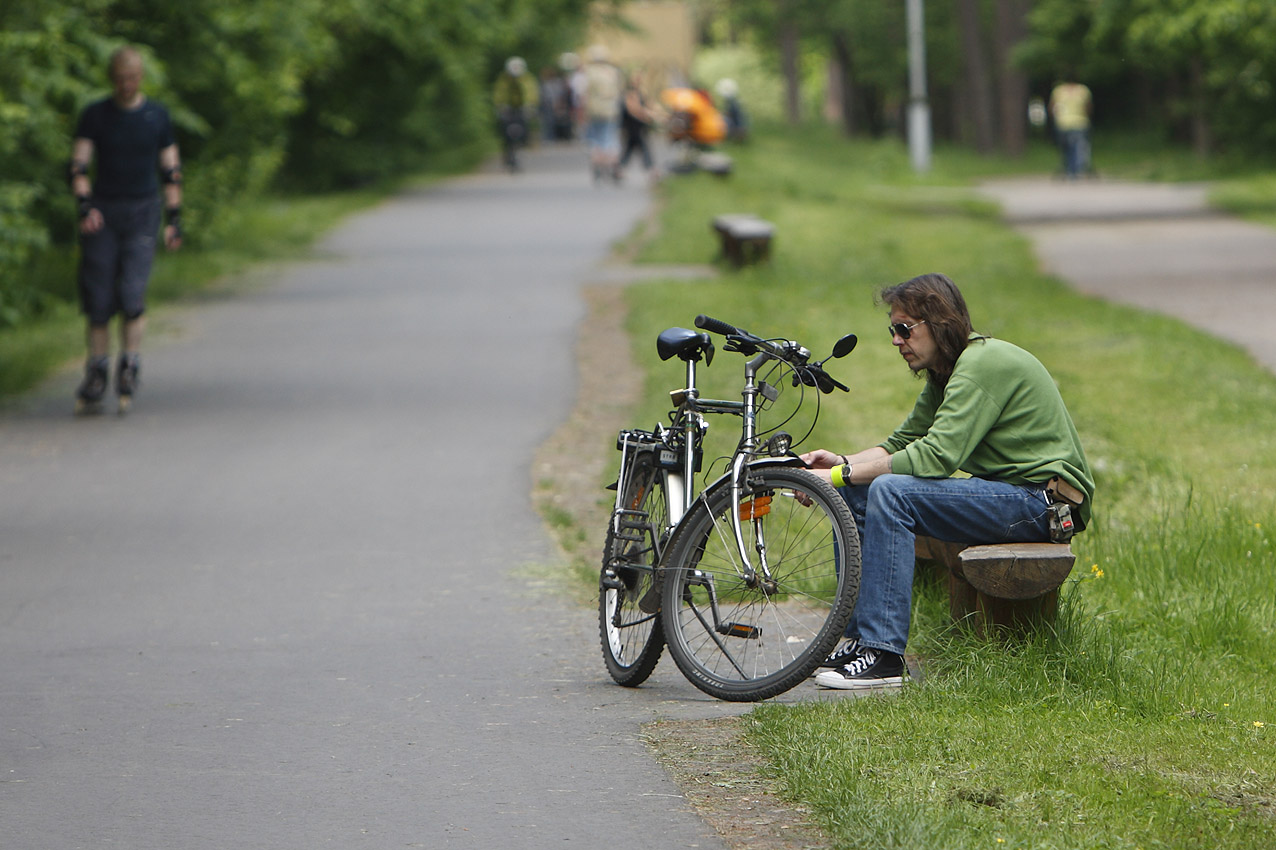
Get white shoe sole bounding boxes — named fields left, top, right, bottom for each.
left=814, top=671, right=907, bottom=690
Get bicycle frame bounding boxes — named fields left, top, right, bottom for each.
left=613, top=344, right=784, bottom=587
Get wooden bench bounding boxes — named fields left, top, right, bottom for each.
left=915, top=536, right=1076, bottom=636
left=711, top=214, right=775, bottom=268
left=698, top=151, right=734, bottom=176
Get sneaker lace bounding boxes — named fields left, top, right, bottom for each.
left=825, top=638, right=859, bottom=664
left=841, top=648, right=880, bottom=677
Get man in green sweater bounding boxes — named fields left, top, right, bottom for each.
left=800, top=273, right=1094, bottom=689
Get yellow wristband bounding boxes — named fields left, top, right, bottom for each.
left=830, top=463, right=848, bottom=488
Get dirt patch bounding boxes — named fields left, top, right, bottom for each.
left=645, top=715, right=830, bottom=850
left=531, top=282, right=833, bottom=849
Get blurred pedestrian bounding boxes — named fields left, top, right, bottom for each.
left=618, top=70, right=659, bottom=181
left=582, top=45, right=624, bottom=184
left=1049, top=76, right=1092, bottom=179
left=538, top=66, right=569, bottom=142
left=560, top=52, right=585, bottom=139
left=715, top=78, right=749, bottom=142
left=493, top=56, right=537, bottom=172
left=69, top=45, right=182, bottom=414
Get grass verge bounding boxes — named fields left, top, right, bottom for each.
left=616, top=122, right=1276, bottom=849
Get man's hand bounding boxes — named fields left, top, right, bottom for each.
left=79, top=207, right=103, bottom=235
left=799, top=449, right=843, bottom=470
left=163, top=205, right=182, bottom=250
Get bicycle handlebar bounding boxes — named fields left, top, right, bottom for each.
left=695, top=314, right=742, bottom=337
left=696, top=313, right=777, bottom=358
left=694, top=314, right=849, bottom=393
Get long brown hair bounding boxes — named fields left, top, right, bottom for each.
left=878, top=273, right=975, bottom=385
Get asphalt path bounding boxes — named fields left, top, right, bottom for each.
left=978, top=178, right=1276, bottom=374
left=0, top=144, right=773, bottom=850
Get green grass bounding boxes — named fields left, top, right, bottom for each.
left=1211, top=173, right=1276, bottom=228
left=622, top=122, right=1276, bottom=848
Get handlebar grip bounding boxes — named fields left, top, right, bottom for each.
left=695, top=314, right=741, bottom=337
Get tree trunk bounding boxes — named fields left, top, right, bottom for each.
left=780, top=20, right=801, bottom=124
left=830, top=31, right=857, bottom=136
left=993, top=0, right=1029, bottom=156
left=955, top=0, right=996, bottom=153
left=1188, top=57, right=1212, bottom=157
left=824, top=56, right=844, bottom=126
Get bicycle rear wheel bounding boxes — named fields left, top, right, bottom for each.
left=661, top=465, right=860, bottom=701
left=600, top=451, right=668, bottom=686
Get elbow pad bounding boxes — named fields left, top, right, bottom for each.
left=161, top=165, right=183, bottom=186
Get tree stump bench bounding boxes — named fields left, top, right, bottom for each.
left=711, top=214, right=775, bottom=267
left=915, top=536, right=1076, bottom=636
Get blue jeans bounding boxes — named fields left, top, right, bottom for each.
left=838, top=475, right=1053, bottom=656
left=1059, top=129, right=1090, bottom=178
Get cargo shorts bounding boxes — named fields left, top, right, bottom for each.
left=78, top=195, right=161, bottom=324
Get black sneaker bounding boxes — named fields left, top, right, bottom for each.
left=115, top=353, right=141, bottom=413
left=817, top=637, right=860, bottom=669
left=75, top=356, right=110, bottom=412
left=814, top=647, right=908, bottom=690
left=116, top=353, right=140, bottom=396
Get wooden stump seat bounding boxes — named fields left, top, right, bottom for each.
left=915, top=536, right=1076, bottom=636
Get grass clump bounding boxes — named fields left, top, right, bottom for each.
left=623, top=121, right=1276, bottom=848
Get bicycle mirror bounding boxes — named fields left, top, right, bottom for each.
left=832, top=334, right=858, bottom=358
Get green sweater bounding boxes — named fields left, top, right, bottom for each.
left=880, top=336, right=1094, bottom=527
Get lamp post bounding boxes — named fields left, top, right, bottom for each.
left=906, top=0, right=932, bottom=172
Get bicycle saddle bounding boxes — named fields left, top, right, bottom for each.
left=657, top=327, right=715, bottom=364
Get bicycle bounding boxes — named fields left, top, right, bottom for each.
left=600, top=314, right=862, bottom=702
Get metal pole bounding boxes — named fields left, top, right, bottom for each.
left=906, top=0, right=932, bottom=172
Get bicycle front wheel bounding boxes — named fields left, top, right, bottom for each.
left=599, top=451, right=668, bottom=686
left=661, top=466, right=860, bottom=701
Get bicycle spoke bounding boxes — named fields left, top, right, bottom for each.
left=662, top=467, right=860, bottom=701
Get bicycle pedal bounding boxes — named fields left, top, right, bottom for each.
left=717, top=622, right=761, bottom=639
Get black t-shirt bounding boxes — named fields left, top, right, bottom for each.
left=75, top=98, right=175, bottom=199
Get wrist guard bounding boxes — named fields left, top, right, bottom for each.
left=76, top=195, right=93, bottom=219
left=67, top=160, right=89, bottom=187
left=166, top=206, right=183, bottom=238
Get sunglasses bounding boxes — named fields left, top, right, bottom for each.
left=888, top=320, right=926, bottom=340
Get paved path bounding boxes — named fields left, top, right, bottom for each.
left=1, top=145, right=773, bottom=850
left=978, top=178, right=1276, bottom=373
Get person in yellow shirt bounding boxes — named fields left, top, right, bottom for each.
left=493, top=57, right=538, bottom=172
left=1049, top=78, right=1092, bottom=179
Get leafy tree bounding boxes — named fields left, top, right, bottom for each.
left=283, top=0, right=590, bottom=189
left=0, top=0, right=591, bottom=328
left=0, top=1, right=118, bottom=323
left=1022, top=0, right=1276, bottom=157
